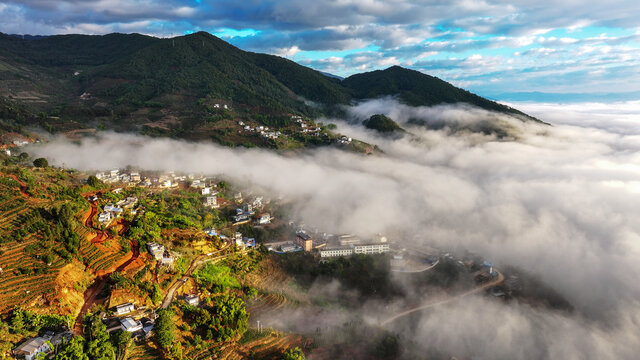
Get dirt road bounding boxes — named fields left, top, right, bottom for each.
left=73, top=197, right=135, bottom=335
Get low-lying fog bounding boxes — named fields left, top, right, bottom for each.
left=30, top=99, right=640, bottom=359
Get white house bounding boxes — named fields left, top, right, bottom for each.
left=202, top=187, right=211, bottom=195
left=184, top=294, right=200, bottom=306
left=257, top=213, right=271, bottom=225
left=98, top=212, right=112, bottom=223
left=115, top=303, right=135, bottom=315
left=160, top=251, right=174, bottom=266
left=235, top=232, right=244, bottom=247
left=13, top=337, right=50, bottom=360
left=121, top=317, right=143, bottom=332
left=147, top=243, right=165, bottom=260
left=204, top=196, right=218, bottom=208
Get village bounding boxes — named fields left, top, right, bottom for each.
left=7, top=165, right=515, bottom=360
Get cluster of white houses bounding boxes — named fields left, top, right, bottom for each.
left=97, top=197, right=138, bottom=224
left=238, top=121, right=282, bottom=139
left=103, top=303, right=156, bottom=338
left=147, top=242, right=175, bottom=266
left=292, top=115, right=322, bottom=135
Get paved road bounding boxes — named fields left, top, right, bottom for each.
left=380, top=270, right=505, bottom=327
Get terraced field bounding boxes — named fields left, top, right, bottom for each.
left=127, top=341, right=164, bottom=360
left=223, top=333, right=306, bottom=360
left=247, top=292, right=288, bottom=317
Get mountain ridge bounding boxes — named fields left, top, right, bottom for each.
left=0, top=31, right=544, bottom=147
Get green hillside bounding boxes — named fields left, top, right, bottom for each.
left=0, top=31, right=542, bottom=146
left=342, top=66, right=533, bottom=119
left=363, top=114, right=404, bottom=133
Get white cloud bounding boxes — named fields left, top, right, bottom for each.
left=28, top=100, right=640, bottom=357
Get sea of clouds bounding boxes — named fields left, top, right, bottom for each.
left=29, top=99, right=640, bottom=359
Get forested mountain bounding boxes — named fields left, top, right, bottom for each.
left=0, top=31, right=541, bottom=145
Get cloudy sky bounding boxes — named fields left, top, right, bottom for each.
left=1, top=1, right=639, bottom=100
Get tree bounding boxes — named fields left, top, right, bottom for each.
left=210, top=294, right=248, bottom=342
left=18, top=152, right=29, bottom=162
left=33, top=157, right=49, bottom=167
left=115, top=330, right=131, bottom=360
left=151, top=284, right=163, bottom=304
left=281, top=347, right=306, bottom=360
left=87, top=175, right=103, bottom=188
left=86, top=316, right=115, bottom=360
left=170, top=342, right=184, bottom=360
left=55, top=336, right=89, bottom=360
left=374, top=333, right=400, bottom=358
left=155, top=309, right=176, bottom=350
left=10, top=309, right=24, bottom=333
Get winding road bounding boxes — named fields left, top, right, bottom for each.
left=380, top=270, right=505, bottom=327
left=73, top=197, right=137, bottom=335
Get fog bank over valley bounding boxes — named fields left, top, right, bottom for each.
left=30, top=100, right=640, bottom=359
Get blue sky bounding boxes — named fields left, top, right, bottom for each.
left=1, top=0, right=640, bottom=101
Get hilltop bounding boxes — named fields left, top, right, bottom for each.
left=0, top=31, right=542, bottom=148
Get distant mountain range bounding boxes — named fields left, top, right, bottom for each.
left=0, top=31, right=542, bottom=145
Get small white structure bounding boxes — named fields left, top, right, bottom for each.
left=147, top=243, right=165, bottom=260
left=204, top=196, right=218, bottom=208
left=235, top=232, right=244, bottom=247
left=117, top=197, right=138, bottom=209
left=121, top=317, right=143, bottom=332
left=160, top=251, right=174, bottom=266
left=98, top=212, right=112, bottom=223
left=202, top=187, right=211, bottom=195
left=13, top=337, right=50, bottom=360
left=184, top=294, right=200, bottom=306
left=115, top=303, right=135, bottom=315
left=257, top=213, right=271, bottom=225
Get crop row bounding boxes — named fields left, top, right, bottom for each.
left=0, top=273, right=57, bottom=295
left=0, top=205, right=29, bottom=228
left=0, top=284, right=56, bottom=311
left=91, top=252, right=125, bottom=272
